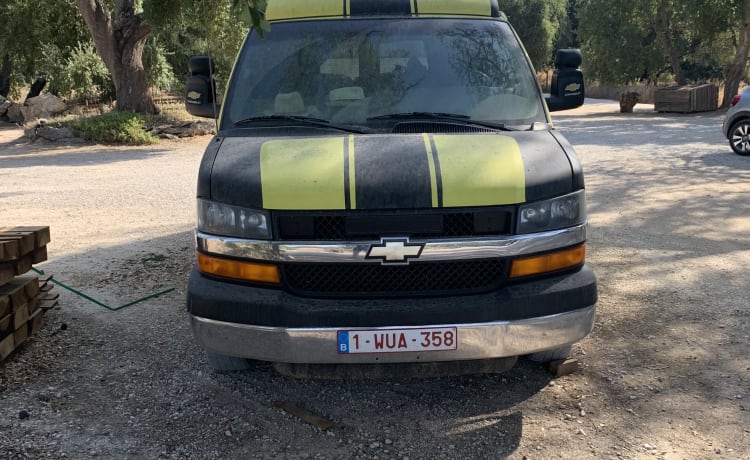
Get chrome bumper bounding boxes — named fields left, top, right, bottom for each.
left=190, top=305, right=596, bottom=364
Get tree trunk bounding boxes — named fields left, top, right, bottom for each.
left=0, top=54, right=11, bottom=98
left=74, top=0, right=158, bottom=114
left=655, top=0, right=686, bottom=86
left=723, top=0, right=750, bottom=108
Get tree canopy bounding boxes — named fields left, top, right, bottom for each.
left=2, top=0, right=750, bottom=111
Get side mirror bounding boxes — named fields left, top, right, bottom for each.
left=545, top=49, right=585, bottom=112
left=185, top=56, right=221, bottom=118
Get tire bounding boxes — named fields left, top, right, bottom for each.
left=528, top=345, right=572, bottom=363
left=205, top=351, right=253, bottom=373
left=729, top=120, right=750, bottom=156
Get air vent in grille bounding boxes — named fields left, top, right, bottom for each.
left=282, top=259, right=506, bottom=297
left=392, top=122, right=497, bottom=134
left=275, top=210, right=512, bottom=240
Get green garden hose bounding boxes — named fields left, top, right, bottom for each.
left=32, top=267, right=175, bottom=312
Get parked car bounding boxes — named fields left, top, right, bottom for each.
left=184, top=0, right=597, bottom=374
left=722, top=86, right=750, bottom=156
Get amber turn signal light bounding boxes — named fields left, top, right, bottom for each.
left=510, top=244, right=586, bottom=279
left=197, top=252, right=281, bottom=284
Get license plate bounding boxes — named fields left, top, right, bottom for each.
left=337, top=327, right=457, bottom=354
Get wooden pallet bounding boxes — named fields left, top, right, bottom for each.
left=0, top=226, right=57, bottom=362
left=0, top=227, right=50, bottom=285
left=0, top=275, right=59, bottom=362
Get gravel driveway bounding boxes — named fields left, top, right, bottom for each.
left=1, top=100, right=748, bottom=459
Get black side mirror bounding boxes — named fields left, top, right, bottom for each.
left=185, top=56, right=221, bottom=118
left=545, top=49, right=585, bottom=112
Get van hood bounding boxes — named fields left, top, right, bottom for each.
left=203, top=132, right=577, bottom=210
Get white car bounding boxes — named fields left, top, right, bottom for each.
left=722, top=86, right=750, bottom=155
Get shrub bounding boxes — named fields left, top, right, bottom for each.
left=65, top=111, right=158, bottom=145
left=144, top=38, right=177, bottom=92
left=42, top=42, right=114, bottom=103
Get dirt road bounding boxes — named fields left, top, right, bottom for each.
left=1, top=100, right=748, bottom=459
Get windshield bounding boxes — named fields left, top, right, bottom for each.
left=222, top=18, right=546, bottom=131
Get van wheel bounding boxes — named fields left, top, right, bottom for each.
left=205, top=351, right=253, bottom=372
left=528, top=345, right=572, bottom=363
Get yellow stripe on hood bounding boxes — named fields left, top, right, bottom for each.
left=433, top=135, right=526, bottom=206
left=260, top=138, right=346, bottom=210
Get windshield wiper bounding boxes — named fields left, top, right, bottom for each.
left=234, top=115, right=369, bottom=134
left=367, top=112, right=524, bottom=131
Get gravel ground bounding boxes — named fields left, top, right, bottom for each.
left=0, top=99, right=748, bottom=459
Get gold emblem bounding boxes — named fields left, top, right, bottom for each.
left=187, top=91, right=202, bottom=101
left=565, top=83, right=581, bottom=93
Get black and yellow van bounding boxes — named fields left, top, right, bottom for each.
left=185, top=0, right=597, bottom=373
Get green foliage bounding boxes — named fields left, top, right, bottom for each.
left=553, top=0, right=580, bottom=50
left=231, top=0, right=270, bottom=36
left=66, top=112, right=158, bottom=145
left=143, top=38, right=178, bottom=92
left=500, top=0, right=568, bottom=67
left=577, top=0, right=665, bottom=84
left=0, top=0, right=89, bottom=89
left=41, top=42, right=115, bottom=102
left=577, top=0, right=744, bottom=85
left=145, top=0, right=247, bottom=95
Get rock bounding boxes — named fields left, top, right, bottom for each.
left=620, top=91, right=640, bottom=113
left=148, top=121, right=215, bottom=139
left=549, top=358, right=579, bottom=377
left=178, top=121, right=215, bottom=137
left=23, top=123, right=74, bottom=141
left=7, top=102, right=25, bottom=123
left=22, top=94, right=67, bottom=121
left=35, top=125, right=74, bottom=141
left=18, top=410, right=29, bottom=420
left=0, top=95, right=11, bottom=116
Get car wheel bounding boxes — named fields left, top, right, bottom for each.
left=528, top=345, right=572, bottom=363
left=205, top=351, right=253, bottom=372
left=729, top=120, right=750, bottom=155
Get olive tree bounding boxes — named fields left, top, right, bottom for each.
left=73, top=0, right=266, bottom=114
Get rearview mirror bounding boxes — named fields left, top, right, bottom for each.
left=545, top=49, right=584, bottom=112
left=185, top=56, right=221, bottom=118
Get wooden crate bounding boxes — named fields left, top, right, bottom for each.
left=654, top=84, right=719, bottom=113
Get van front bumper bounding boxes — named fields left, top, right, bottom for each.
left=189, top=304, right=596, bottom=364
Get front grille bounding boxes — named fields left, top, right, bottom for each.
left=275, top=209, right=513, bottom=240
left=282, top=259, right=506, bottom=297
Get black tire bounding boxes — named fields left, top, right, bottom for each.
left=729, top=120, right=750, bottom=156
left=528, top=345, right=572, bottom=363
left=205, top=351, right=253, bottom=373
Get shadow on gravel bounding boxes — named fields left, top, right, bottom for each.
left=0, top=126, right=171, bottom=170
left=2, top=229, right=552, bottom=458
left=555, top=110, right=726, bottom=149
left=555, top=106, right=750, bottom=451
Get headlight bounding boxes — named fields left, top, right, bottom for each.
left=517, top=190, right=586, bottom=234
left=197, top=199, right=271, bottom=239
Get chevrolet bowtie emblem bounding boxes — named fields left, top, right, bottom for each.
left=366, top=238, right=424, bottom=265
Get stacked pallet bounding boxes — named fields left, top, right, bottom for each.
left=0, top=226, right=59, bottom=362
left=654, top=84, right=719, bottom=113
